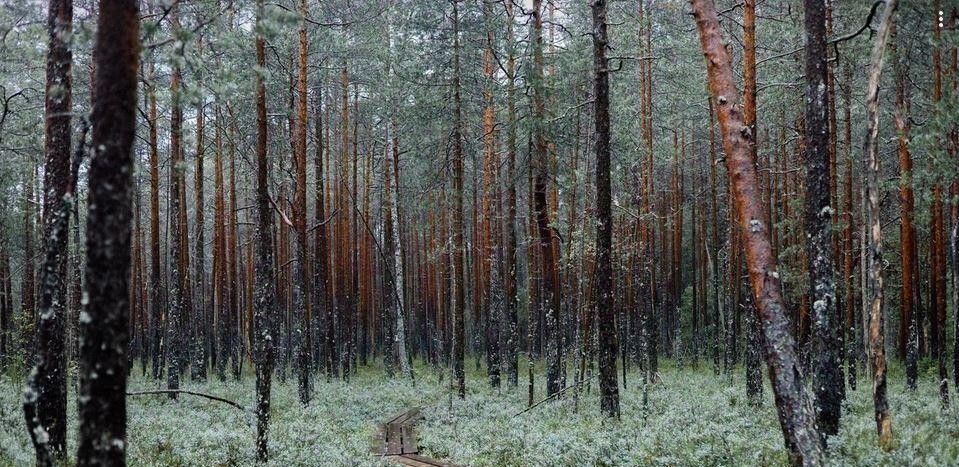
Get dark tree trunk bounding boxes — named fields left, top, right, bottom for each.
left=25, top=0, right=73, bottom=461
left=22, top=163, right=36, bottom=363
left=76, top=0, right=138, bottom=463
left=313, top=86, right=333, bottom=381
left=502, top=0, right=519, bottom=388
left=165, top=6, right=184, bottom=400
left=191, top=35, right=207, bottom=382
left=591, top=0, right=619, bottom=419
left=450, top=0, right=467, bottom=400
left=892, top=29, right=919, bottom=389
left=147, top=58, right=162, bottom=381
left=803, top=0, right=841, bottom=438
left=253, top=0, right=276, bottom=459
left=529, top=0, right=561, bottom=399
left=0, top=238, right=10, bottom=369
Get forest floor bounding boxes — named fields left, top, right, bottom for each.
left=1, top=360, right=957, bottom=466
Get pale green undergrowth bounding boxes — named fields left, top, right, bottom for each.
left=1, top=361, right=956, bottom=466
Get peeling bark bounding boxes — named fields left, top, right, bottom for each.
left=690, top=0, right=824, bottom=463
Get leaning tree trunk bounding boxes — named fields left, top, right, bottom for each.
left=75, top=0, right=138, bottom=463
left=690, top=0, right=824, bottom=464
left=862, top=0, right=899, bottom=451
left=25, top=0, right=73, bottom=461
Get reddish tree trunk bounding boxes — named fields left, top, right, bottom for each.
left=690, top=1, right=824, bottom=463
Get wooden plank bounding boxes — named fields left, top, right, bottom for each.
left=386, top=423, right=403, bottom=455
left=376, top=406, right=459, bottom=467
left=401, top=424, right=418, bottom=454
left=391, top=408, right=421, bottom=426
left=372, top=425, right=387, bottom=455
left=403, top=453, right=460, bottom=467
left=389, top=454, right=436, bottom=467
left=386, top=411, right=408, bottom=425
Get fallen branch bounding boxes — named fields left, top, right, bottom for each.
left=126, top=390, right=245, bottom=411
left=513, top=374, right=597, bottom=417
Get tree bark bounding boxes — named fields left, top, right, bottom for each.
left=76, top=0, right=138, bottom=463
left=26, top=0, right=73, bottom=460
left=690, top=0, right=824, bottom=464
left=253, top=0, right=276, bottom=459
left=591, top=0, right=620, bottom=419
left=165, top=6, right=184, bottom=400
left=742, top=0, right=763, bottom=405
left=147, top=58, right=162, bottom=381
left=450, top=0, right=466, bottom=400
left=862, top=0, right=899, bottom=451
left=294, top=0, right=313, bottom=405
left=192, top=34, right=207, bottom=382
left=803, top=0, right=841, bottom=438
left=502, top=0, right=519, bottom=388
left=530, top=0, right=561, bottom=399
left=892, top=30, right=918, bottom=388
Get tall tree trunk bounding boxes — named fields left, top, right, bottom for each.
left=23, top=148, right=36, bottom=357
left=841, top=64, right=858, bottom=392
left=892, top=31, right=919, bottom=388
left=930, top=0, right=950, bottom=407
left=530, top=0, right=561, bottom=399
left=803, top=0, right=841, bottom=438
left=25, top=0, right=73, bottom=460
left=313, top=85, right=332, bottom=380
left=192, top=34, right=207, bottom=382
left=742, top=0, right=763, bottom=405
left=383, top=3, right=412, bottom=380
left=591, top=0, right=619, bottom=419
left=148, top=58, right=162, bottom=381
left=481, top=0, right=501, bottom=389
left=502, top=0, right=519, bottom=388
left=165, top=6, right=184, bottom=400
left=949, top=6, right=959, bottom=392
left=76, top=0, right=138, bottom=462
left=450, top=0, right=467, bottom=400
left=689, top=1, right=824, bottom=464
left=294, top=0, right=313, bottom=404
left=253, top=0, right=276, bottom=459
left=0, top=236, right=9, bottom=370
left=862, top=0, right=899, bottom=451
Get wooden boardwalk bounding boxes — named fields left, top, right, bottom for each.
left=373, top=408, right=460, bottom=467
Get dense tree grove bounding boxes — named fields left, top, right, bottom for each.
left=0, top=0, right=957, bottom=465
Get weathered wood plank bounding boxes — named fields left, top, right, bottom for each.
left=386, top=423, right=403, bottom=455
left=403, top=453, right=461, bottom=467
left=390, top=407, right=422, bottom=426
left=389, top=454, right=436, bottom=467
left=401, top=424, right=418, bottom=454
left=372, top=424, right=387, bottom=455
left=375, top=406, right=459, bottom=466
